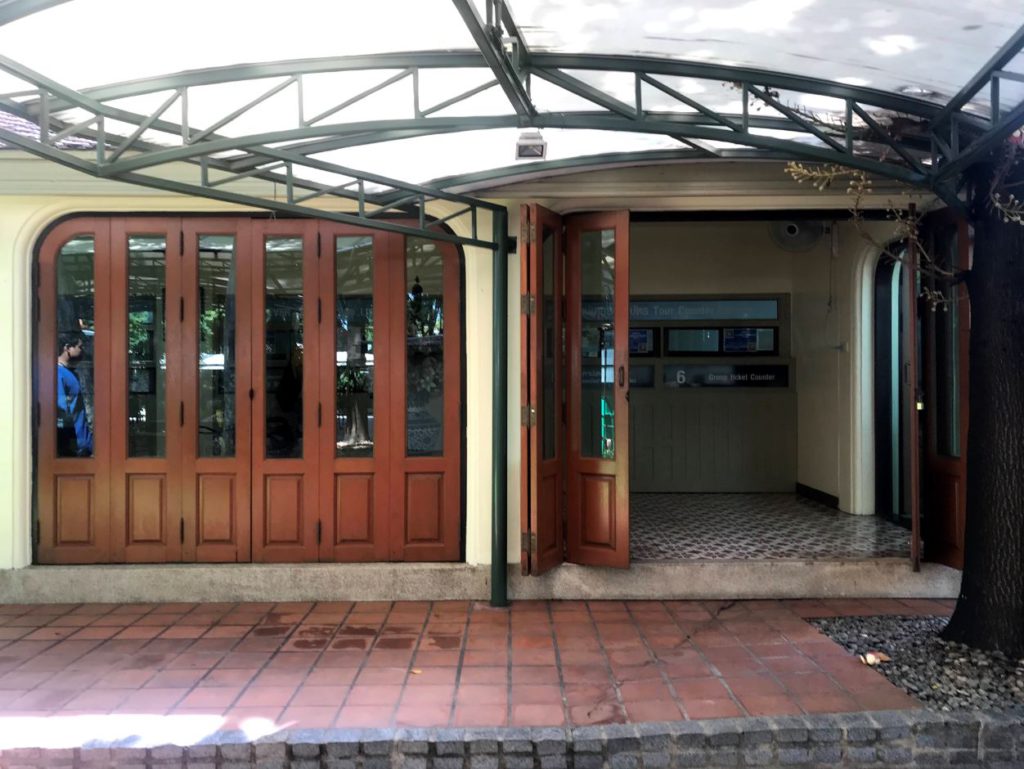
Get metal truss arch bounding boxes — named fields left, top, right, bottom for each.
left=0, top=4, right=1021, bottom=237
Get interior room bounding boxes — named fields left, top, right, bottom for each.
left=626, top=217, right=912, bottom=562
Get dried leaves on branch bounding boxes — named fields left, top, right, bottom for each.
left=784, top=160, right=958, bottom=310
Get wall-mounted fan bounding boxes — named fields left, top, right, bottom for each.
left=768, top=220, right=825, bottom=251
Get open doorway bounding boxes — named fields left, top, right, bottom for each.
left=625, top=218, right=911, bottom=563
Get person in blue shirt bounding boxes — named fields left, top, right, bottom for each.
left=57, top=333, right=93, bottom=457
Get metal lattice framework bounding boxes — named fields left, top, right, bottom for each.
left=0, top=0, right=1022, bottom=248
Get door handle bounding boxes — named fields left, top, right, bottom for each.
left=618, top=366, right=625, bottom=387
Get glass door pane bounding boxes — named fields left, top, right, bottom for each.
left=579, top=229, right=616, bottom=460
left=405, top=238, right=445, bottom=457
left=56, top=237, right=96, bottom=458
left=336, top=236, right=375, bottom=457
left=127, top=235, right=167, bottom=458
left=198, top=235, right=237, bottom=458
left=264, top=238, right=305, bottom=459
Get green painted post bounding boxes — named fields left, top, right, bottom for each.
left=491, top=207, right=509, bottom=607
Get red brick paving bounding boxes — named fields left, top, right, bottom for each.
left=0, top=598, right=953, bottom=731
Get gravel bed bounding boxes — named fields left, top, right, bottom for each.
left=812, top=614, right=1024, bottom=712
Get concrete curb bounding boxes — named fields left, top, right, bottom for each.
left=1, top=709, right=1022, bottom=768
left=0, top=560, right=961, bottom=604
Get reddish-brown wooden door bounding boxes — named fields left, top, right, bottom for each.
left=520, top=204, right=566, bottom=574
left=181, top=220, right=253, bottom=562
left=390, top=234, right=462, bottom=561
left=251, top=220, right=321, bottom=562
left=318, top=225, right=393, bottom=561
left=37, top=219, right=113, bottom=564
left=109, top=218, right=184, bottom=563
left=921, top=214, right=970, bottom=569
left=565, top=212, right=630, bottom=568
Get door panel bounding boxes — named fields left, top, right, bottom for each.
left=391, top=236, right=462, bottom=561
left=520, top=204, right=566, bottom=574
left=921, top=214, right=969, bottom=569
left=566, top=212, right=630, bottom=568
left=181, top=220, right=252, bottom=562
left=38, top=220, right=112, bottom=563
left=319, top=226, right=392, bottom=561
left=110, top=219, right=183, bottom=563
left=251, top=221, right=320, bottom=562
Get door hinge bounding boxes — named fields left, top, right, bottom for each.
left=317, top=231, right=322, bottom=257
left=316, top=520, right=322, bottom=544
left=179, top=231, right=184, bottom=257
left=521, top=293, right=536, bottom=315
left=520, top=219, right=535, bottom=246
left=521, top=531, right=537, bottom=553
left=318, top=402, right=322, bottom=427
left=179, top=401, right=185, bottom=426
left=317, top=298, right=322, bottom=324
left=521, top=404, right=537, bottom=427
left=249, top=388, right=255, bottom=400
left=179, top=297, right=184, bottom=322
left=179, top=519, right=185, bottom=544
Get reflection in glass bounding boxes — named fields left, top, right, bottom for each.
left=580, top=229, right=615, bottom=459
left=198, top=235, right=236, bottom=457
left=265, top=239, right=304, bottom=459
left=56, top=237, right=96, bottom=458
left=127, top=236, right=167, bottom=458
left=336, top=236, right=375, bottom=457
left=406, top=238, right=444, bottom=456
left=542, top=226, right=557, bottom=460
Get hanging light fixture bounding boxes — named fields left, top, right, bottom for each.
left=515, top=129, right=546, bottom=160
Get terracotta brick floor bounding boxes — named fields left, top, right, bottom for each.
left=0, top=598, right=954, bottom=736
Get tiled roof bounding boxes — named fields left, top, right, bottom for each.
left=0, top=109, right=95, bottom=150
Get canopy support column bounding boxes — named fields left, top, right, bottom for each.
left=491, top=207, right=510, bottom=607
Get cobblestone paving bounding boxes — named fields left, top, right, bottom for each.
left=631, top=493, right=912, bottom=561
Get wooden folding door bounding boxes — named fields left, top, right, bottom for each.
left=109, top=218, right=184, bottom=562
left=37, top=219, right=113, bottom=563
left=565, top=212, right=631, bottom=568
left=180, top=220, right=253, bottom=562
left=520, top=204, right=566, bottom=574
left=251, top=220, right=320, bottom=562
left=921, top=213, right=970, bottom=568
left=390, top=235, right=462, bottom=561
left=318, top=225, right=392, bottom=561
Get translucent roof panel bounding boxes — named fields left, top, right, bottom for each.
left=0, top=0, right=1019, bottom=111
left=512, top=0, right=1024, bottom=111
left=0, top=0, right=475, bottom=90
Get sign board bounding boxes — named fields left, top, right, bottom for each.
left=663, top=364, right=789, bottom=388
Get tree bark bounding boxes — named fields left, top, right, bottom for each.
left=943, top=158, right=1024, bottom=656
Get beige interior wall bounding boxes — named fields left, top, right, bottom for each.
left=630, top=221, right=795, bottom=295
left=0, top=157, right=496, bottom=569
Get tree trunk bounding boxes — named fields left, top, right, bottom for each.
left=943, top=159, right=1024, bottom=656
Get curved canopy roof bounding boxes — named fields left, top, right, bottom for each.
left=0, top=0, right=1021, bottom=245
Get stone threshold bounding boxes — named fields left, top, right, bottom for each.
left=0, top=709, right=1021, bottom=768
left=0, top=559, right=960, bottom=604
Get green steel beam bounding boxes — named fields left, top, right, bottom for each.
left=932, top=23, right=1024, bottom=129
left=18, top=51, right=960, bottom=124
left=450, top=0, right=535, bottom=118
left=936, top=98, right=1024, bottom=181
left=490, top=207, right=509, bottom=608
